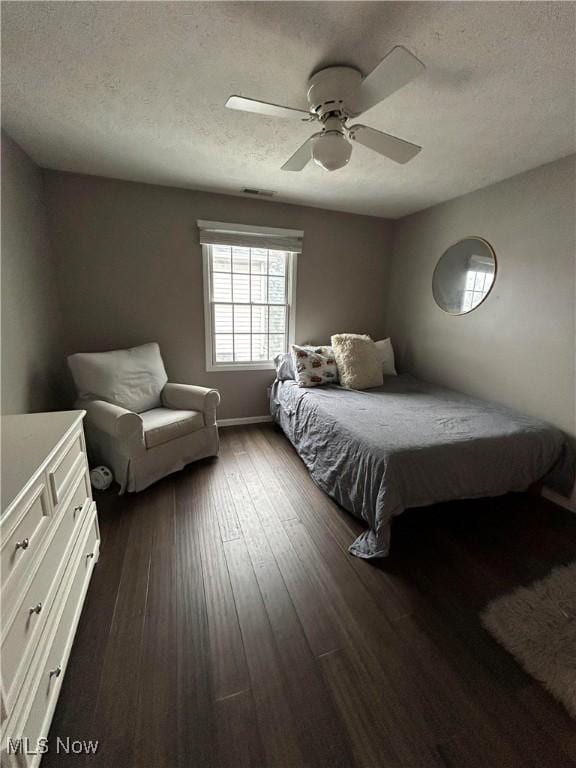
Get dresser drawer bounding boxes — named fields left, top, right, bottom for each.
left=57, top=469, right=91, bottom=534
left=1, top=480, right=51, bottom=592
left=47, top=431, right=85, bottom=508
left=15, top=508, right=99, bottom=768
left=1, top=472, right=91, bottom=707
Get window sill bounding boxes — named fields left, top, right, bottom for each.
left=206, top=362, right=276, bottom=372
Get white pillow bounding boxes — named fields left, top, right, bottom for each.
left=291, top=344, right=339, bottom=387
left=330, top=334, right=383, bottom=390
left=374, top=338, right=397, bottom=376
left=68, top=342, right=168, bottom=413
left=274, top=352, right=296, bottom=381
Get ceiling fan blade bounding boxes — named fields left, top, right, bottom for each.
left=226, top=95, right=310, bottom=121
left=281, top=135, right=317, bottom=171
left=357, top=46, right=425, bottom=114
left=348, top=124, right=421, bottom=164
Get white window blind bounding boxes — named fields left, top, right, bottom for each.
left=200, top=222, right=300, bottom=371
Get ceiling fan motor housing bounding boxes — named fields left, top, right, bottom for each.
left=306, top=66, right=363, bottom=119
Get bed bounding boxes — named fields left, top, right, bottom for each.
left=270, top=374, right=574, bottom=558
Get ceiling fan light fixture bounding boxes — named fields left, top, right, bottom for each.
left=311, top=132, right=352, bottom=171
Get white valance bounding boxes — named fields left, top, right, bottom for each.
left=468, top=254, right=495, bottom=273
left=197, top=220, right=304, bottom=253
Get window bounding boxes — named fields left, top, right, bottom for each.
left=461, top=268, right=494, bottom=312
left=200, top=221, right=301, bottom=371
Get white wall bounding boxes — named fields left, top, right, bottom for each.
left=5, top=130, right=574, bottom=486
left=43, top=171, right=392, bottom=420
left=387, top=155, right=575, bottom=466
left=1, top=131, right=66, bottom=414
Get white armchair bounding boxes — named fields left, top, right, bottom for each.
left=67, top=343, right=220, bottom=493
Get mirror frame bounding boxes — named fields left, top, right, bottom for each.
left=432, top=236, right=498, bottom=316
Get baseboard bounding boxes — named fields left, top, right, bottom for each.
left=218, top=415, right=273, bottom=427
left=542, top=486, right=576, bottom=513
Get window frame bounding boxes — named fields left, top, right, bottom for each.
left=461, top=267, right=494, bottom=313
left=202, top=244, right=297, bottom=372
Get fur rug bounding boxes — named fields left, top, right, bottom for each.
left=481, top=562, right=576, bottom=719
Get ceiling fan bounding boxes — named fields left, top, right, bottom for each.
left=225, top=46, right=425, bottom=172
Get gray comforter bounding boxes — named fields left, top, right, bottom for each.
left=271, top=375, right=574, bottom=558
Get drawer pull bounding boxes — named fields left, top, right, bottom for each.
left=49, top=665, right=62, bottom=679
left=15, top=538, right=30, bottom=550
left=73, top=505, right=83, bottom=517
left=29, top=602, right=43, bottom=615
left=86, top=552, right=95, bottom=560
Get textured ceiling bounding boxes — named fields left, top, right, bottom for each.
left=2, top=1, right=575, bottom=218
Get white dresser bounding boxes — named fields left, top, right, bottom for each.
left=1, top=411, right=99, bottom=767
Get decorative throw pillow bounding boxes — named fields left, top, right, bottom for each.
left=330, top=333, right=383, bottom=390
left=374, top=338, right=397, bottom=376
left=290, top=344, right=339, bottom=388
left=67, top=342, right=168, bottom=413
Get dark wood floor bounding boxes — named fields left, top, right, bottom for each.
left=45, top=424, right=576, bottom=768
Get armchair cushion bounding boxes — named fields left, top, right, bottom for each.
left=141, top=408, right=204, bottom=449
left=68, top=342, right=168, bottom=413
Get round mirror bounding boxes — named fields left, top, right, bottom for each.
left=432, top=237, right=496, bottom=315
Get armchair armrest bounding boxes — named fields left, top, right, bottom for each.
left=83, top=399, right=144, bottom=441
left=162, top=383, right=221, bottom=426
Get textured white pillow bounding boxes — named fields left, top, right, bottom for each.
left=374, top=338, right=397, bottom=376
left=68, top=342, right=168, bottom=413
left=291, top=344, right=339, bottom=387
left=330, top=334, right=383, bottom=390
